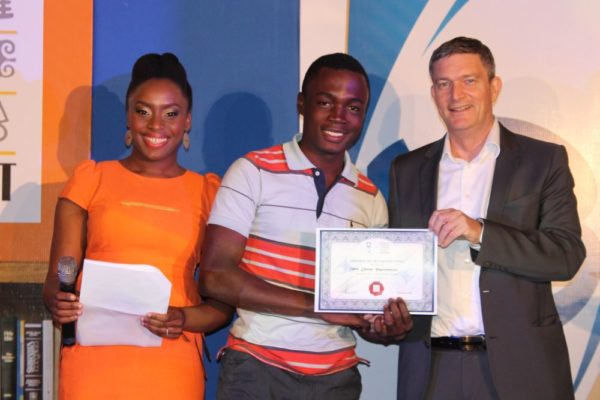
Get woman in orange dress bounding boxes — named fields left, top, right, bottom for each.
left=43, top=53, right=232, bottom=399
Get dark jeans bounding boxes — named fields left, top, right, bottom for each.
left=217, top=349, right=362, bottom=400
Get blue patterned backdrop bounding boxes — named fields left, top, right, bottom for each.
left=91, top=1, right=600, bottom=398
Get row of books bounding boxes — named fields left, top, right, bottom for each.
left=0, top=284, right=58, bottom=400
left=1, top=318, right=55, bottom=400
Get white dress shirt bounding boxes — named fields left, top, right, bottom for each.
left=431, top=121, right=501, bottom=337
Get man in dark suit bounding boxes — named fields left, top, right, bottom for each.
left=389, top=36, right=586, bottom=400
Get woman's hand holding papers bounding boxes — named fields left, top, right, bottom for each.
left=142, top=306, right=185, bottom=339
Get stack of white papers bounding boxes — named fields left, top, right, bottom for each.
left=77, top=259, right=172, bottom=347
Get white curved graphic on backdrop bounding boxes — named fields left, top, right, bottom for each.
left=304, top=0, right=600, bottom=398
left=358, top=1, right=600, bottom=398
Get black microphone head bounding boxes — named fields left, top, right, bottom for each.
left=57, top=256, right=78, bottom=286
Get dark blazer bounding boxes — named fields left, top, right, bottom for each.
left=388, top=124, right=586, bottom=400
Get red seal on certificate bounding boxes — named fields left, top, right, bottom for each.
left=369, top=281, right=384, bottom=296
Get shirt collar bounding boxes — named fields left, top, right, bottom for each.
left=283, top=133, right=359, bottom=184
left=441, top=119, right=501, bottom=162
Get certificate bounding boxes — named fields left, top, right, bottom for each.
left=315, top=229, right=437, bottom=315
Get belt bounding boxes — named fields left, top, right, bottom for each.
left=431, top=335, right=486, bottom=351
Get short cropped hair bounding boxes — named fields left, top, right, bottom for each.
left=301, top=53, right=370, bottom=97
left=429, top=37, right=496, bottom=80
left=125, top=53, right=193, bottom=111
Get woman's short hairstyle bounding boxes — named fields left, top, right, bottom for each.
left=125, top=53, right=193, bottom=111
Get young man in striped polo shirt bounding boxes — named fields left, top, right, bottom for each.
left=200, top=53, right=413, bottom=399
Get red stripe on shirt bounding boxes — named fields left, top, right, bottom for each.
left=226, top=335, right=359, bottom=375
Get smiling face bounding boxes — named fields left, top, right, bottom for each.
left=430, top=53, right=501, bottom=140
left=297, top=67, right=369, bottom=164
left=126, top=78, right=191, bottom=166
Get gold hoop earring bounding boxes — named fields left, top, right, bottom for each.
left=125, top=130, right=133, bottom=148
left=182, top=131, right=190, bottom=152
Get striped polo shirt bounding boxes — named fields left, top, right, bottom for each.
left=208, top=133, right=388, bottom=375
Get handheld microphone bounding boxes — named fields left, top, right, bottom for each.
left=57, top=256, right=78, bottom=346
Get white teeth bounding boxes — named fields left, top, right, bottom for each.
left=145, top=137, right=167, bottom=144
left=324, top=130, right=343, bottom=137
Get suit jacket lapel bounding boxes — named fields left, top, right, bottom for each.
left=487, top=124, right=520, bottom=221
left=420, top=137, right=444, bottom=226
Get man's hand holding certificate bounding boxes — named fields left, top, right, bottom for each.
left=315, top=229, right=437, bottom=315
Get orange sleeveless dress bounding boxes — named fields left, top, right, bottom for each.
left=58, top=160, right=220, bottom=400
